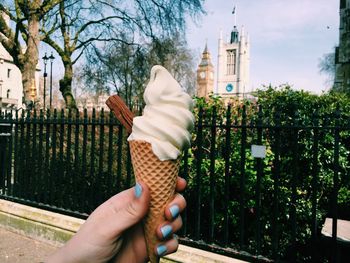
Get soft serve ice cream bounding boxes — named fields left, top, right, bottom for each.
left=127, top=65, right=194, bottom=262
left=128, top=65, right=194, bottom=161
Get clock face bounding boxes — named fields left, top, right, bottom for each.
left=209, top=72, right=214, bottom=80
left=226, top=83, right=233, bottom=92
left=200, top=72, right=206, bottom=79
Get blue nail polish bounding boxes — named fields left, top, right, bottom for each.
left=160, top=225, right=172, bottom=239
left=134, top=183, right=142, bottom=198
left=156, top=244, right=167, bottom=256
left=169, top=205, right=180, bottom=218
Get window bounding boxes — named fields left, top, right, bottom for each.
left=340, top=0, right=346, bottom=9
left=7, top=89, right=10, bottom=98
left=7, top=69, right=11, bottom=78
left=226, top=49, right=236, bottom=75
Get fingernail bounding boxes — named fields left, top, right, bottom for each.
left=169, top=205, right=180, bottom=218
left=156, top=244, right=167, bottom=256
left=134, top=183, right=142, bottom=198
left=160, top=225, right=172, bottom=239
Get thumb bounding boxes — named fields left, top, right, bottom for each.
left=107, top=182, right=150, bottom=235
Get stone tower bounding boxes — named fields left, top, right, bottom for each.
left=334, top=0, right=350, bottom=92
left=196, top=44, right=215, bottom=98
left=216, top=14, right=250, bottom=99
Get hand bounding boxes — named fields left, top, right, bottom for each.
left=48, top=177, right=187, bottom=263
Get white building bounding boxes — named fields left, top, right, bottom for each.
left=0, top=46, right=24, bottom=111
left=77, top=94, right=110, bottom=112
left=216, top=25, right=250, bottom=99
left=334, top=0, right=350, bottom=91
left=0, top=12, right=40, bottom=112
left=196, top=8, right=250, bottom=101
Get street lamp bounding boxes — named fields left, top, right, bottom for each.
left=49, top=52, right=55, bottom=109
left=0, top=79, right=3, bottom=94
left=0, top=79, right=3, bottom=111
left=42, top=53, right=49, bottom=109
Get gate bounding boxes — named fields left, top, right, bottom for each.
left=0, top=122, right=12, bottom=193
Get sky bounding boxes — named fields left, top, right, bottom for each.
left=186, top=0, right=340, bottom=94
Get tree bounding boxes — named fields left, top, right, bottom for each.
left=318, top=51, right=336, bottom=87
left=0, top=0, right=61, bottom=106
left=147, top=35, right=198, bottom=96
left=77, top=34, right=197, bottom=108
left=41, top=0, right=205, bottom=108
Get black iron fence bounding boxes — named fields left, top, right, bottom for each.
left=0, top=106, right=349, bottom=262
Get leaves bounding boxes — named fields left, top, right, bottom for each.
left=184, top=87, right=350, bottom=260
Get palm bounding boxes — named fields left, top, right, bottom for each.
left=48, top=178, right=186, bottom=263
left=78, top=191, right=149, bottom=263
left=111, top=224, right=148, bottom=262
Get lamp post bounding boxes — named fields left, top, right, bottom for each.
left=49, top=52, right=55, bottom=109
left=42, top=53, right=49, bottom=109
left=0, top=79, right=3, bottom=110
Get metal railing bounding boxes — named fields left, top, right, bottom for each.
left=0, top=106, right=349, bottom=262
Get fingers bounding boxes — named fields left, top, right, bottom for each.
left=164, top=193, right=186, bottom=221
left=157, top=215, right=183, bottom=240
left=148, top=179, right=186, bottom=259
left=155, top=235, right=179, bottom=257
left=98, top=182, right=150, bottom=237
left=175, top=177, right=187, bottom=192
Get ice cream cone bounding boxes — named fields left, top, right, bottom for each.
left=129, top=140, right=179, bottom=263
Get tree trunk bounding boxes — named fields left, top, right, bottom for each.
left=60, top=61, right=77, bottom=109
left=22, top=8, right=40, bottom=107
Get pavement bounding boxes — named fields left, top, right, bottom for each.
left=0, top=227, right=58, bottom=263
left=0, top=226, right=246, bottom=263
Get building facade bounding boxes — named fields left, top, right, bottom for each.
left=334, top=0, right=350, bottom=92
left=0, top=46, right=24, bottom=111
left=0, top=13, right=40, bottom=112
left=216, top=25, right=249, bottom=99
left=196, top=9, right=250, bottom=100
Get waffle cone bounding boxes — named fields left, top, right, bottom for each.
left=129, top=140, right=179, bottom=263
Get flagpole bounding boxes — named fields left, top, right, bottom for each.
left=232, top=5, right=236, bottom=26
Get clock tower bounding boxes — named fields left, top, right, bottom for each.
left=217, top=23, right=250, bottom=99
left=196, top=44, right=214, bottom=98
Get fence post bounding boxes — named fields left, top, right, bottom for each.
left=65, top=109, right=73, bottom=209
left=107, top=111, right=114, bottom=196
left=50, top=109, right=58, bottom=205
left=255, top=105, right=264, bottom=255
left=98, top=108, right=105, bottom=203
left=31, top=109, right=38, bottom=201
left=289, top=110, right=299, bottom=262
left=89, top=108, right=96, bottom=208
left=223, top=105, right=232, bottom=245
left=73, top=109, right=80, bottom=211
left=58, top=109, right=65, bottom=207
left=311, top=109, right=320, bottom=262
left=209, top=106, right=217, bottom=242
left=24, top=109, right=31, bottom=199
left=13, top=110, right=19, bottom=196
left=239, top=105, right=247, bottom=249
left=331, top=106, right=341, bottom=263
left=272, top=110, right=282, bottom=260
left=81, top=109, right=88, bottom=212
left=195, top=106, right=203, bottom=240
left=181, top=148, right=189, bottom=236
left=116, top=124, right=123, bottom=192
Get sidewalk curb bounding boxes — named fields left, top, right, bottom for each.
left=0, top=199, right=245, bottom=262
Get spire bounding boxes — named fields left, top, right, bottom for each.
left=230, top=26, right=239, bottom=43
left=219, top=29, right=223, bottom=40
left=199, top=43, right=213, bottom=67
left=203, top=39, right=208, bottom=53
left=230, top=3, right=239, bottom=43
